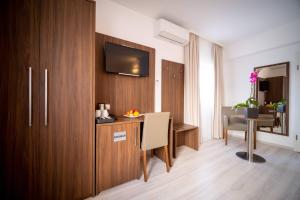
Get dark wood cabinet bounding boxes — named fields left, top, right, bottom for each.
left=39, top=0, right=95, bottom=199
left=96, top=120, right=141, bottom=194
left=0, top=0, right=40, bottom=199
left=0, top=0, right=95, bottom=199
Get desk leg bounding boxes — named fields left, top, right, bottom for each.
left=184, top=128, right=199, bottom=151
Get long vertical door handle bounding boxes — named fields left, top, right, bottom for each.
left=135, top=126, right=138, bottom=146
left=45, top=69, right=48, bottom=126
left=29, top=67, right=32, bottom=127
left=134, top=126, right=136, bottom=146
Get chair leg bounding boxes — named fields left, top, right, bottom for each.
left=164, top=146, right=170, bottom=173
left=245, top=131, right=247, bottom=141
left=150, top=149, right=154, bottom=158
left=143, top=150, right=148, bottom=182
left=225, top=129, right=228, bottom=145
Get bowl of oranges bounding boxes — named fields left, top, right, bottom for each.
left=124, top=109, right=141, bottom=118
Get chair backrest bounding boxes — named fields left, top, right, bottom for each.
left=222, top=106, right=247, bottom=130
left=222, top=106, right=244, bottom=116
left=141, top=112, right=170, bottom=151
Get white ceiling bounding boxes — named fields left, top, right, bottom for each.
left=110, top=0, right=300, bottom=46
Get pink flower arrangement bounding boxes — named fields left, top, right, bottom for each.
left=249, top=71, right=258, bottom=84
left=233, top=71, right=260, bottom=111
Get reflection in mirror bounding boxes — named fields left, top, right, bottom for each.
left=255, top=62, right=289, bottom=136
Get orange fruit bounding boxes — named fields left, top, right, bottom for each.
left=133, top=111, right=139, bottom=116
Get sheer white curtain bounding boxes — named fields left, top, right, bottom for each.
left=184, top=33, right=200, bottom=131
left=212, top=44, right=224, bottom=139
left=199, top=38, right=214, bottom=142
left=185, top=35, right=223, bottom=142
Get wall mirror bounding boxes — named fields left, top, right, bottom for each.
left=254, top=62, right=289, bottom=136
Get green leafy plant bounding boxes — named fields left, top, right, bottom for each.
left=233, top=97, right=259, bottom=111
left=233, top=71, right=259, bottom=112
left=266, top=99, right=286, bottom=110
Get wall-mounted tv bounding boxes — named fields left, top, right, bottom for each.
left=104, top=42, right=149, bottom=77
left=259, top=80, right=269, bottom=91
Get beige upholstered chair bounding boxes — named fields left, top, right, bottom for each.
left=222, top=106, right=248, bottom=144
left=141, top=112, right=170, bottom=182
left=257, top=114, right=275, bottom=132
left=222, top=107, right=258, bottom=149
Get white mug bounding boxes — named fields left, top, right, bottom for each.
left=95, top=110, right=101, bottom=118
left=105, top=104, right=110, bottom=110
left=101, top=109, right=109, bottom=118
left=99, top=104, right=105, bottom=111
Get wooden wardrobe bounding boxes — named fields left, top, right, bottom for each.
left=0, top=0, right=95, bottom=199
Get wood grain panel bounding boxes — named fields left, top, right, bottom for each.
left=162, top=60, right=184, bottom=124
left=265, top=76, right=283, bottom=103
left=0, top=0, right=40, bottom=199
left=95, top=33, right=155, bottom=115
left=173, top=124, right=199, bottom=158
left=96, top=122, right=140, bottom=194
left=95, top=35, right=117, bottom=112
left=175, top=129, right=199, bottom=150
left=39, top=0, right=95, bottom=199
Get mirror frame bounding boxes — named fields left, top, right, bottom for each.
left=254, top=62, right=290, bottom=136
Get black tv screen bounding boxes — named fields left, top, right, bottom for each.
left=105, top=42, right=149, bottom=76
left=259, top=80, right=269, bottom=91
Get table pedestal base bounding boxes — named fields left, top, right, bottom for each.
left=236, top=152, right=266, bottom=163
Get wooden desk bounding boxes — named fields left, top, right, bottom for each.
left=116, top=116, right=174, bottom=166
left=95, top=116, right=173, bottom=194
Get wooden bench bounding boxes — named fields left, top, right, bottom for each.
left=173, top=123, right=199, bottom=158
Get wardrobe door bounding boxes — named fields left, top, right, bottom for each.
left=0, top=0, right=40, bottom=199
left=173, top=62, right=184, bottom=123
left=162, top=60, right=173, bottom=117
left=162, top=60, right=184, bottom=124
left=39, top=0, right=95, bottom=199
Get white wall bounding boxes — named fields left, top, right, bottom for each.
left=95, top=0, right=184, bottom=112
left=223, top=20, right=300, bottom=148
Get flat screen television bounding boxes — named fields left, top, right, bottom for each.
left=259, top=80, right=269, bottom=91
left=104, top=42, right=149, bottom=76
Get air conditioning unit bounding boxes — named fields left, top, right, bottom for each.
left=154, top=19, right=189, bottom=46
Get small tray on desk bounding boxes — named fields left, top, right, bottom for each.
left=96, top=115, right=116, bottom=124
